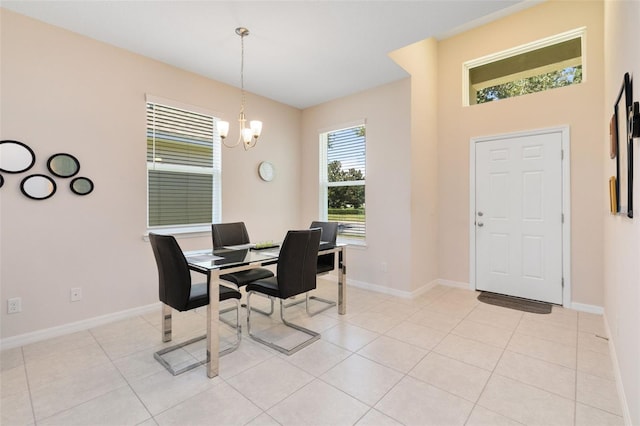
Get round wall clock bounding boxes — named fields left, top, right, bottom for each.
left=258, top=161, right=274, bottom=182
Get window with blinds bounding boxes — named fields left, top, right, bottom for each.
left=319, top=124, right=366, bottom=243
left=146, top=101, right=221, bottom=228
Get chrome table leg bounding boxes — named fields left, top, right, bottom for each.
left=338, top=247, right=346, bottom=315
left=207, top=270, right=220, bottom=378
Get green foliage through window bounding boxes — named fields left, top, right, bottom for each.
left=321, top=125, right=366, bottom=241
left=476, top=66, right=582, bottom=104
left=467, top=30, right=585, bottom=105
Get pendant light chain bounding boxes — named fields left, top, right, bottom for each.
left=240, top=31, right=245, bottom=114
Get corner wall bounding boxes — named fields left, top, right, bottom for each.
left=300, top=79, right=412, bottom=294
left=390, top=38, right=440, bottom=291
left=603, top=1, right=640, bottom=423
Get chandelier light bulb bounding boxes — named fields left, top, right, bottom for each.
left=218, top=120, right=230, bottom=139
left=242, top=127, right=253, bottom=143
left=250, top=120, right=262, bottom=137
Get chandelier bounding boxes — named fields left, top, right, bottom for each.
left=218, top=27, right=262, bottom=150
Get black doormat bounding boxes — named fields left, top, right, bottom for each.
left=477, top=292, right=552, bottom=314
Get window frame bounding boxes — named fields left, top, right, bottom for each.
left=318, top=120, right=367, bottom=246
left=462, top=27, right=586, bottom=106
left=145, top=95, right=222, bottom=236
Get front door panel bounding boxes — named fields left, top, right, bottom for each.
left=475, top=132, right=562, bottom=304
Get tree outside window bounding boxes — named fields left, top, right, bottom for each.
left=476, top=66, right=582, bottom=104
left=320, top=124, right=366, bottom=242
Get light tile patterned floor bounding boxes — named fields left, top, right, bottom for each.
left=0, top=282, right=625, bottom=425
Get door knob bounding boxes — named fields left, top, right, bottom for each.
left=478, top=222, right=484, bottom=227
left=477, top=211, right=484, bottom=217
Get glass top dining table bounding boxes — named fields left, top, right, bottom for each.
left=183, top=242, right=347, bottom=378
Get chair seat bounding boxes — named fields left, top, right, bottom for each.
left=316, top=263, right=334, bottom=274
left=246, top=276, right=280, bottom=298
left=220, top=284, right=242, bottom=301
left=221, top=268, right=274, bottom=287
left=185, top=282, right=209, bottom=310
left=185, top=282, right=241, bottom=310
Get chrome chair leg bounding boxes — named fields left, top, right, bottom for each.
left=219, top=281, right=275, bottom=316
left=282, top=296, right=305, bottom=308
left=154, top=334, right=207, bottom=376
left=155, top=299, right=241, bottom=375
left=162, top=303, right=172, bottom=342
left=220, top=299, right=241, bottom=356
left=247, top=292, right=320, bottom=356
left=283, top=292, right=336, bottom=316
left=251, top=293, right=275, bottom=315
left=305, top=293, right=336, bottom=316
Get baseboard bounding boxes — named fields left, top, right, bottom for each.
left=345, top=277, right=414, bottom=298
left=603, top=313, right=633, bottom=426
left=411, top=280, right=440, bottom=297
left=437, top=279, right=472, bottom=290
left=570, top=302, right=604, bottom=315
left=0, top=302, right=161, bottom=351
left=0, top=277, right=452, bottom=350
left=3, top=280, right=602, bottom=351
left=327, top=277, right=468, bottom=299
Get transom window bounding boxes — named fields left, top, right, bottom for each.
left=146, top=97, right=221, bottom=229
left=464, top=28, right=585, bottom=105
left=319, top=123, right=366, bottom=244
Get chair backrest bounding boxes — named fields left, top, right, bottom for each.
left=310, top=221, right=338, bottom=274
left=212, top=222, right=251, bottom=249
left=277, top=229, right=321, bottom=299
left=149, top=233, right=193, bottom=310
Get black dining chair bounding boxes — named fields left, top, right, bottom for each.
left=246, top=228, right=322, bottom=355
left=149, top=233, right=242, bottom=375
left=285, top=221, right=339, bottom=315
left=212, top=222, right=276, bottom=315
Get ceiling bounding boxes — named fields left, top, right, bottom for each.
left=2, top=1, right=539, bottom=109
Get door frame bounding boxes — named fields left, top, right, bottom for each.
left=469, top=126, right=571, bottom=308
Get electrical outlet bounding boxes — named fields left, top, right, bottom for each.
left=381, top=262, right=388, bottom=273
left=70, top=287, right=82, bottom=302
left=8, top=297, right=21, bottom=314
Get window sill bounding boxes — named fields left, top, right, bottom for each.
left=142, top=225, right=211, bottom=241
left=338, top=238, right=367, bottom=248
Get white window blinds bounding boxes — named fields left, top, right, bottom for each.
left=320, top=124, right=366, bottom=242
left=146, top=101, right=221, bottom=228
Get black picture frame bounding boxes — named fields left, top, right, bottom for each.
left=0, top=140, right=36, bottom=174
left=614, top=73, right=634, bottom=218
left=20, top=174, right=57, bottom=200
left=70, top=177, right=94, bottom=196
left=47, top=153, right=80, bottom=178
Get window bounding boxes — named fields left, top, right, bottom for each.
left=464, top=28, right=585, bottom=105
left=146, top=98, right=221, bottom=229
left=319, top=123, right=366, bottom=243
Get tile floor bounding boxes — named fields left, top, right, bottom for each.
left=0, top=282, right=624, bottom=426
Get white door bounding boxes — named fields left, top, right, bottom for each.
left=475, top=131, right=563, bottom=304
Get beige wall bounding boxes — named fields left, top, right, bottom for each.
left=0, top=9, right=301, bottom=339
left=301, top=80, right=412, bottom=293
left=603, top=0, right=640, bottom=423
left=436, top=0, right=605, bottom=306
left=390, top=38, right=440, bottom=292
